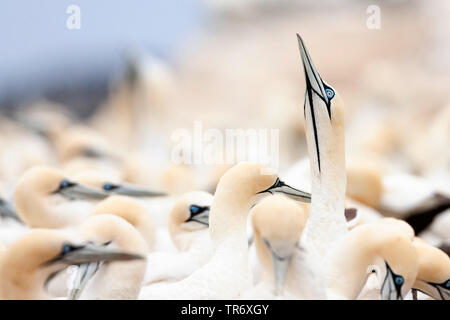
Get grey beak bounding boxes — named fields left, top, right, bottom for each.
left=264, top=238, right=291, bottom=295
left=107, top=183, right=167, bottom=198
left=65, top=244, right=145, bottom=265
left=0, top=198, right=22, bottom=222
left=58, top=184, right=109, bottom=200
left=43, top=243, right=145, bottom=267
left=258, top=178, right=311, bottom=203
left=187, top=207, right=210, bottom=226
left=297, top=34, right=328, bottom=103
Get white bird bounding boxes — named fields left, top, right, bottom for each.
left=143, top=191, right=213, bottom=285
left=296, top=35, right=420, bottom=300
left=296, top=34, right=348, bottom=260
left=0, top=219, right=144, bottom=300
left=242, top=194, right=326, bottom=299
left=90, top=195, right=156, bottom=250
left=411, top=238, right=450, bottom=300
left=326, top=221, right=418, bottom=300
left=139, top=162, right=311, bottom=299
left=69, top=215, right=148, bottom=300
left=13, top=166, right=109, bottom=229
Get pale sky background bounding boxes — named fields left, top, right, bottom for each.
left=0, top=0, right=205, bottom=114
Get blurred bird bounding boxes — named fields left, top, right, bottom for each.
left=139, top=162, right=311, bottom=299
left=242, top=195, right=325, bottom=299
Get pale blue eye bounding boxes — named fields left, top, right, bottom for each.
left=62, top=243, right=73, bottom=254
left=190, top=205, right=201, bottom=215
left=103, top=184, right=113, bottom=191
left=60, top=180, right=69, bottom=188
left=325, top=88, right=335, bottom=99
left=394, top=275, right=404, bottom=286
left=446, top=280, right=450, bottom=288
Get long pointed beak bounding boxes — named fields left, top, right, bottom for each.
left=43, top=243, right=145, bottom=267
left=65, top=244, right=145, bottom=265
left=297, top=34, right=328, bottom=103
left=258, top=178, right=311, bottom=203
left=59, top=184, right=109, bottom=200
left=264, top=239, right=291, bottom=295
left=0, top=198, right=22, bottom=222
left=110, top=183, right=167, bottom=198
left=187, top=208, right=210, bottom=226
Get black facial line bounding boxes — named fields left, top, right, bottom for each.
left=300, top=40, right=332, bottom=120
left=385, top=262, right=403, bottom=299
left=189, top=205, right=209, bottom=218
left=263, top=238, right=288, bottom=261
left=427, top=280, right=450, bottom=300
left=257, top=178, right=281, bottom=194
left=52, top=180, right=77, bottom=195
left=103, top=183, right=120, bottom=191
left=305, top=84, right=321, bottom=173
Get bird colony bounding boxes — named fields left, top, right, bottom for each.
left=0, top=35, right=448, bottom=300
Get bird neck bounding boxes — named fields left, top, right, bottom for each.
left=303, top=99, right=347, bottom=258
left=325, top=229, right=381, bottom=300
left=0, top=263, right=56, bottom=299
left=209, top=193, right=248, bottom=247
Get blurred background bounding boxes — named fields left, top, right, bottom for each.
left=0, top=0, right=449, bottom=242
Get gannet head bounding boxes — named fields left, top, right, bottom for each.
left=54, top=125, right=115, bottom=163
left=297, top=34, right=345, bottom=176
left=251, top=195, right=307, bottom=295
left=168, top=191, right=213, bottom=251
left=0, top=229, right=142, bottom=299
left=76, top=170, right=167, bottom=198
left=379, top=217, right=415, bottom=240
left=413, top=238, right=450, bottom=300
left=90, top=195, right=155, bottom=250
left=370, top=224, right=419, bottom=300
left=70, top=215, right=147, bottom=299
left=328, top=222, right=418, bottom=300
left=210, top=163, right=311, bottom=242
left=14, top=166, right=109, bottom=228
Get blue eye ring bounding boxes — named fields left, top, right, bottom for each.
left=189, top=205, right=201, bottom=215
left=61, top=243, right=73, bottom=255
left=60, top=180, right=70, bottom=188
left=394, top=275, right=404, bottom=286
left=325, top=88, right=335, bottom=99
left=103, top=184, right=113, bottom=191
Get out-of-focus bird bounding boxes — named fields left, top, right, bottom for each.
left=139, top=162, right=311, bottom=299
left=13, top=166, right=108, bottom=229
left=326, top=221, right=419, bottom=300
left=68, top=215, right=147, bottom=300
left=242, top=194, right=325, bottom=299
left=0, top=225, right=144, bottom=300
left=144, top=191, right=213, bottom=285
